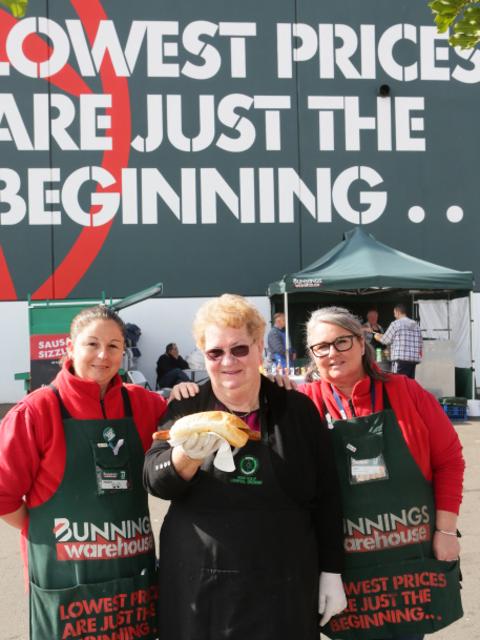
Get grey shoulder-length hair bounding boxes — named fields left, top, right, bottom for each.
left=305, top=306, right=388, bottom=382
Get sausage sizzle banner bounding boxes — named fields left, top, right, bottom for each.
left=0, top=0, right=478, bottom=300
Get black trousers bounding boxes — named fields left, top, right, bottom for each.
left=156, top=368, right=189, bottom=389
left=392, top=360, right=417, bottom=379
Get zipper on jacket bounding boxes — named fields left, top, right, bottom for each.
left=100, top=398, right=107, bottom=418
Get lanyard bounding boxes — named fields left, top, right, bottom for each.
left=331, top=387, right=348, bottom=419
left=326, top=381, right=377, bottom=428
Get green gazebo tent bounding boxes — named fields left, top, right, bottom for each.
left=267, top=227, right=475, bottom=394
left=268, top=227, right=473, bottom=295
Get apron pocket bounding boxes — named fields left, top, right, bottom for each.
left=342, top=433, right=389, bottom=485
left=322, top=556, right=462, bottom=640
left=30, top=570, right=158, bottom=640
left=190, top=567, right=316, bottom=640
left=342, top=432, right=384, bottom=459
left=91, top=441, right=132, bottom=495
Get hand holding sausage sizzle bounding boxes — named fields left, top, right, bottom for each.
left=153, top=410, right=261, bottom=449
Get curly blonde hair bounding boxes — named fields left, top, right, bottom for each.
left=193, top=294, right=266, bottom=349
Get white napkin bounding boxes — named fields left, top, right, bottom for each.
left=212, top=437, right=236, bottom=472
left=168, top=432, right=236, bottom=472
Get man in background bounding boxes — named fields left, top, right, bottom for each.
left=267, top=312, right=295, bottom=370
left=156, top=343, right=190, bottom=388
left=374, top=304, right=423, bottom=379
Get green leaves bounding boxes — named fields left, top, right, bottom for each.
left=429, top=0, right=480, bottom=48
left=451, top=5, right=480, bottom=48
left=429, top=0, right=468, bottom=31
left=0, top=0, right=29, bottom=18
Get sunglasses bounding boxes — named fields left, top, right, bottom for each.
left=205, top=343, right=253, bottom=361
left=309, top=334, right=357, bottom=358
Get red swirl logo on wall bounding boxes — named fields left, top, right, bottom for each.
left=0, top=0, right=130, bottom=300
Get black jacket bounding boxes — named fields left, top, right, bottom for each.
left=143, top=375, right=344, bottom=573
left=156, top=353, right=189, bottom=379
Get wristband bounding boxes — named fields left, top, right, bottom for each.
left=436, top=528, right=460, bottom=537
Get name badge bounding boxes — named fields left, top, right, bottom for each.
left=96, top=467, right=129, bottom=492
left=93, top=438, right=131, bottom=494
left=349, top=453, right=389, bottom=485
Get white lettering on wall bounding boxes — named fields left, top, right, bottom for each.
left=0, top=166, right=387, bottom=226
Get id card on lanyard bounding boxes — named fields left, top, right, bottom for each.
left=327, top=384, right=389, bottom=485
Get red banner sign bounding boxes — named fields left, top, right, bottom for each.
left=30, top=334, right=68, bottom=360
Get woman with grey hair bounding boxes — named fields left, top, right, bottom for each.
left=298, top=305, right=464, bottom=640
left=305, top=306, right=387, bottom=385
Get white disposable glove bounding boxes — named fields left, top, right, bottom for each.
left=318, top=572, right=347, bottom=627
left=179, top=432, right=223, bottom=460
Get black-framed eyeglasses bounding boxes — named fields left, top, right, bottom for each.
left=309, top=335, right=357, bottom=358
left=205, top=343, right=253, bottom=361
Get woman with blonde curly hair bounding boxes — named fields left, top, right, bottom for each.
left=144, top=293, right=346, bottom=640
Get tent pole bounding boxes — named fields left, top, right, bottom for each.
left=284, top=291, right=290, bottom=372
left=447, top=298, right=451, bottom=341
left=469, top=292, right=475, bottom=399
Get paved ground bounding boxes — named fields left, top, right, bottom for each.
left=0, top=402, right=478, bottom=639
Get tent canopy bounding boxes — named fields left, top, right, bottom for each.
left=267, top=227, right=474, bottom=295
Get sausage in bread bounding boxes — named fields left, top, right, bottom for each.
left=153, top=410, right=260, bottom=447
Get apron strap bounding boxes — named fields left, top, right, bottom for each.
left=49, top=384, right=133, bottom=419
left=120, top=386, right=133, bottom=418
left=49, top=384, right=71, bottom=420
left=382, top=382, right=391, bottom=410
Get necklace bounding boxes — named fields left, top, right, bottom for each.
left=218, top=402, right=259, bottom=419
left=217, top=401, right=262, bottom=434
left=231, top=408, right=255, bottom=418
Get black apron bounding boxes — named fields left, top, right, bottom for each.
left=158, top=407, right=319, bottom=640
left=322, top=385, right=462, bottom=640
left=27, top=386, right=158, bottom=640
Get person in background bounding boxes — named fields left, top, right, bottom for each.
left=362, top=307, right=385, bottom=351
left=374, top=303, right=422, bottom=378
left=300, top=306, right=464, bottom=639
left=156, top=342, right=190, bottom=388
left=266, top=312, right=295, bottom=369
left=0, top=305, right=167, bottom=640
left=144, top=294, right=346, bottom=640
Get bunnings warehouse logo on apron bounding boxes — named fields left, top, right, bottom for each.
left=54, top=517, right=155, bottom=560
left=344, top=506, right=430, bottom=553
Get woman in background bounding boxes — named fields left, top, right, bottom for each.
left=362, top=307, right=385, bottom=351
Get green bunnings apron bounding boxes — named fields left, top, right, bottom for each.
left=27, top=386, right=158, bottom=640
left=322, top=385, right=462, bottom=640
